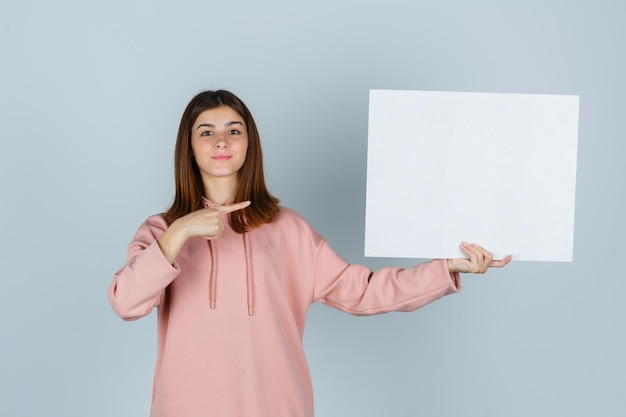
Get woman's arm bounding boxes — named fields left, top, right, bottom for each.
left=312, top=239, right=510, bottom=316
left=109, top=202, right=251, bottom=320
left=157, top=201, right=250, bottom=264
left=108, top=216, right=179, bottom=321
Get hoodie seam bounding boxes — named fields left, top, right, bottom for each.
left=322, top=280, right=453, bottom=315
left=310, top=240, right=327, bottom=305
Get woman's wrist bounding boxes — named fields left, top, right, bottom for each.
left=157, top=219, right=188, bottom=264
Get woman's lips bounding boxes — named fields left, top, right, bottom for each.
left=212, top=155, right=232, bottom=161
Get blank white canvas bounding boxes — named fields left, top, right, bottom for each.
left=365, top=89, right=579, bottom=262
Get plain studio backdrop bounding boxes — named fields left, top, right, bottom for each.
left=1, top=1, right=624, bottom=416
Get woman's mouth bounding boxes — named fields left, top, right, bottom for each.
left=212, top=155, right=232, bottom=162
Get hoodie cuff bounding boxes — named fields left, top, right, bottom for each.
left=150, top=239, right=181, bottom=274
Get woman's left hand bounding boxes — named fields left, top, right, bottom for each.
left=447, top=242, right=512, bottom=274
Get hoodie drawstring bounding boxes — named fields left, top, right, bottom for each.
left=206, top=232, right=255, bottom=316
left=244, top=233, right=254, bottom=316
left=208, top=240, right=218, bottom=310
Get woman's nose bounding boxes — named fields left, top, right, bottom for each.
left=214, top=134, right=228, bottom=148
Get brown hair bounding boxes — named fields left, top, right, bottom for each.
left=163, top=90, right=280, bottom=233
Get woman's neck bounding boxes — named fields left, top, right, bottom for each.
left=203, top=176, right=238, bottom=205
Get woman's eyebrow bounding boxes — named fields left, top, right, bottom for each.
left=196, top=121, right=244, bottom=129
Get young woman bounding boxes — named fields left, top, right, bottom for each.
left=108, top=90, right=511, bottom=417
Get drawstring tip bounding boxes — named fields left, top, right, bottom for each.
left=210, top=300, right=216, bottom=309
left=248, top=307, right=253, bottom=316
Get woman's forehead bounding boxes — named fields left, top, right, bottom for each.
left=195, top=106, right=245, bottom=126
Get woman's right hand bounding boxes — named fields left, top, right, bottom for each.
left=157, top=201, right=250, bottom=264
left=176, top=201, right=251, bottom=240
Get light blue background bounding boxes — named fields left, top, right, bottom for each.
left=1, top=1, right=624, bottom=416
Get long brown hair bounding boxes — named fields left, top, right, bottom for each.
left=163, top=90, right=280, bottom=233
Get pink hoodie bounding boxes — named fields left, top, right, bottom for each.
left=108, top=204, right=461, bottom=417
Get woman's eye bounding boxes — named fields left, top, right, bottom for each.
left=229, top=129, right=241, bottom=135
left=201, top=131, right=213, bottom=136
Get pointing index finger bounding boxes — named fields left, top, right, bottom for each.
left=214, top=201, right=251, bottom=214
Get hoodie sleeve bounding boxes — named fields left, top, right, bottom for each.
left=108, top=216, right=180, bottom=321
left=312, top=240, right=461, bottom=316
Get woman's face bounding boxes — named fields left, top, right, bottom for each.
left=191, top=105, right=249, bottom=186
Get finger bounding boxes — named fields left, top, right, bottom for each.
left=471, top=243, right=493, bottom=273
left=462, top=243, right=490, bottom=273
left=470, top=243, right=494, bottom=262
left=489, top=254, right=513, bottom=268
left=215, top=201, right=251, bottom=214
left=459, top=242, right=480, bottom=272
left=460, top=242, right=483, bottom=261
left=208, top=219, right=225, bottom=239
left=459, top=241, right=474, bottom=256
